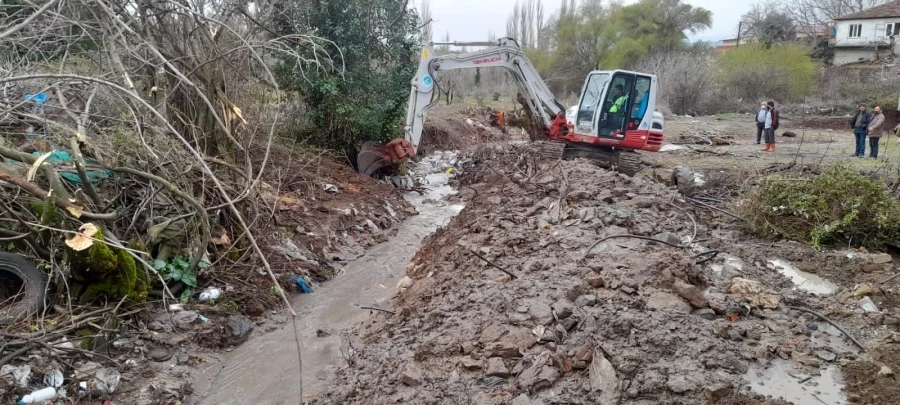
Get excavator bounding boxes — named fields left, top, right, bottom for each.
left=356, top=37, right=664, bottom=177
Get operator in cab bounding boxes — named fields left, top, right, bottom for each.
left=609, top=84, right=628, bottom=114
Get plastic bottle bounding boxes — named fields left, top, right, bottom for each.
left=19, top=387, right=57, bottom=403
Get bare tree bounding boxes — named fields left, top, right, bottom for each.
left=780, top=0, right=890, bottom=28
left=420, top=0, right=433, bottom=43
left=506, top=0, right=545, bottom=49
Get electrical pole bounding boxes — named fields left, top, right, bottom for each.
left=737, top=21, right=743, bottom=48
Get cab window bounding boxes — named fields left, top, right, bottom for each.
left=576, top=73, right=609, bottom=132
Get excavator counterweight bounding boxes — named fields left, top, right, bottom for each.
left=356, top=37, right=664, bottom=178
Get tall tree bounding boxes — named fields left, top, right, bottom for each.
left=741, top=5, right=797, bottom=47
left=602, top=0, right=712, bottom=68
left=506, top=0, right=546, bottom=50
left=420, top=0, right=433, bottom=43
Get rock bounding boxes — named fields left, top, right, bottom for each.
left=589, top=349, right=621, bottom=405
left=561, top=317, right=578, bottom=332
left=729, top=278, right=779, bottom=309
left=149, top=347, right=172, bottom=362
left=400, top=363, right=423, bottom=386
left=148, top=320, right=171, bottom=332
left=673, top=281, right=708, bottom=308
left=706, top=293, right=727, bottom=314
left=228, top=315, right=255, bottom=342
left=720, top=264, right=743, bottom=281
left=485, top=358, right=510, bottom=377
left=646, top=291, right=692, bottom=314
left=707, top=385, right=733, bottom=401
left=511, top=394, right=540, bottom=405
left=791, top=352, right=821, bottom=368
left=575, top=294, right=598, bottom=307
left=539, top=329, right=558, bottom=343
left=576, top=344, right=594, bottom=362
left=485, top=342, right=521, bottom=359
left=552, top=300, right=574, bottom=320
left=518, top=364, right=559, bottom=391
left=316, top=329, right=330, bottom=338
left=859, top=297, right=880, bottom=313
left=816, top=350, right=837, bottom=362
left=176, top=352, right=190, bottom=365
left=871, top=253, right=893, bottom=264
left=878, top=365, right=894, bottom=376
left=93, top=368, right=121, bottom=395
left=586, top=272, right=605, bottom=288
left=620, top=286, right=636, bottom=295
left=172, top=310, right=198, bottom=327
left=653, top=232, right=683, bottom=246
left=853, top=284, right=878, bottom=297
left=528, top=302, right=555, bottom=325
left=516, top=306, right=529, bottom=313
left=667, top=375, right=693, bottom=393
left=764, top=320, right=786, bottom=334
left=461, top=356, right=482, bottom=370
left=397, top=276, right=414, bottom=292
left=691, top=308, right=717, bottom=320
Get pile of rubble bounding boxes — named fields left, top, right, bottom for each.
left=317, top=146, right=899, bottom=404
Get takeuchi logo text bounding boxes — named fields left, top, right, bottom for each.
left=474, top=57, right=502, bottom=65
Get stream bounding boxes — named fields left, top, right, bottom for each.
left=192, top=153, right=464, bottom=404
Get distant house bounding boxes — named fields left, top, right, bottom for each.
left=713, top=38, right=751, bottom=55
left=713, top=25, right=831, bottom=56
left=833, top=0, right=900, bottom=65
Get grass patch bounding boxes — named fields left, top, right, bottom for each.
left=739, top=163, right=900, bottom=249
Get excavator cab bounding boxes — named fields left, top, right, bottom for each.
left=576, top=71, right=656, bottom=139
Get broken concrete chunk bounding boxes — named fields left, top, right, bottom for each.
left=586, top=271, right=605, bottom=288
left=646, top=291, right=692, bottom=314
left=816, top=350, right=837, bottom=363
left=518, top=363, right=559, bottom=391
left=528, top=301, right=555, bottom=325
left=552, top=300, right=574, bottom=320
left=400, top=362, right=424, bottom=386
left=485, top=357, right=510, bottom=377
left=589, top=349, right=621, bottom=405
left=461, top=356, right=482, bottom=370
left=485, top=342, right=521, bottom=359
left=870, top=253, right=893, bottom=264
left=673, top=280, right=708, bottom=309
left=729, top=278, right=779, bottom=309
left=791, top=352, right=821, bottom=368
left=575, top=294, right=598, bottom=307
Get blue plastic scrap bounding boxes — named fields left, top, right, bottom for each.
left=295, top=277, right=313, bottom=294
left=31, top=150, right=111, bottom=186
left=25, top=92, right=48, bottom=104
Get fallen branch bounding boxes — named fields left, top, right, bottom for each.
left=788, top=306, right=865, bottom=352
left=586, top=234, right=683, bottom=254
left=687, top=197, right=744, bottom=221
left=878, top=272, right=900, bottom=284
left=0, top=171, right=116, bottom=220
left=358, top=306, right=396, bottom=315
left=469, top=249, right=518, bottom=279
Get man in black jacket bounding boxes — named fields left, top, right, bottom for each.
left=850, top=104, right=873, bottom=157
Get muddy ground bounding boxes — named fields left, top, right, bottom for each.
left=5, top=107, right=900, bottom=405
left=311, top=110, right=899, bottom=404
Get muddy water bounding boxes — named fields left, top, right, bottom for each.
left=193, top=165, right=463, bottom=404
left=767, top=259, right=838, bottom=295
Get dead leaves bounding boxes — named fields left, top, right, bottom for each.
left=65, top=223, right=99, bottom=251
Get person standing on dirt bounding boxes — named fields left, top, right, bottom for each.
left=850, top=103, right=873, bottom=158
left=868, top=106, right=885, bottom=158
left=762, top=101, right=779, bottom=152
left=755, top=101, right=768, bottom=145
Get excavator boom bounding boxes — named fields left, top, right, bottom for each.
left=357, top=37, right=664, bottom=177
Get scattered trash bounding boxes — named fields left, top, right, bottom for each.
left=197, top=314, right=209, bottom=322
left=859, top=297, right=879, bottom=313
left=0, top=365, right=31, bottom=388
left=93, top=368, right=121, bottom=394
left=322, top=183, right=340, bottom=193
left=44, top=369, right=64, bottom=388
left=659, top=144, right=686, bottom=152
left=168, top=303, right=184, bottom=312
left=295, top=277, right=313, bottom=293
left=198, top=287, right=222, bottom=302
left=18, top=387, right=57, bottom=404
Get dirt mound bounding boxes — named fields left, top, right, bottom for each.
left=315, top=146, right=899, bottom=404
left=418, top=106, right=526, bottom=155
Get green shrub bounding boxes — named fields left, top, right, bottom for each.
left=741, top=163, right=900, bottom=249
left=719, top=44, right=818, bottom=103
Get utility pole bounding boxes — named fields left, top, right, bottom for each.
left=737, top=21, right=743, bottom=48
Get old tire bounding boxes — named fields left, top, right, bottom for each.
left=616, top=152, right=643, bottom=176
left=0, top=252, right=46, bottom=323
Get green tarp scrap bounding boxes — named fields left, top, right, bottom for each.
left=31, top=150, right=111, bottom=186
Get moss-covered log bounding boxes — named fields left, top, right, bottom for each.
left=69, top=228, right=149, bottom=303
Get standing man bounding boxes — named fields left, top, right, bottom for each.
left=762, top=101, right=779, bottom=152
left=850, top=103, right=873, bottom=157
left=755, top=101, right=768, bottom=145
left=868, top=106, right=885, bottom=158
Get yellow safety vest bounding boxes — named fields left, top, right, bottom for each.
left=610, top=95, right=627, bottom=113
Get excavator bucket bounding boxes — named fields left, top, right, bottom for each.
left=356, top=139, right=416, bottom=177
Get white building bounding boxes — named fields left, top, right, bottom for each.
left=833, top=1, right=900, bottom=65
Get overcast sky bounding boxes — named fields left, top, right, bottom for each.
left=428, top=0, right=758, bottom=44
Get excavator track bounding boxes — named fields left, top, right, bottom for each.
left=615, top=151, right=643, bottom=176
left=536, top=141, right=565, bottom=161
